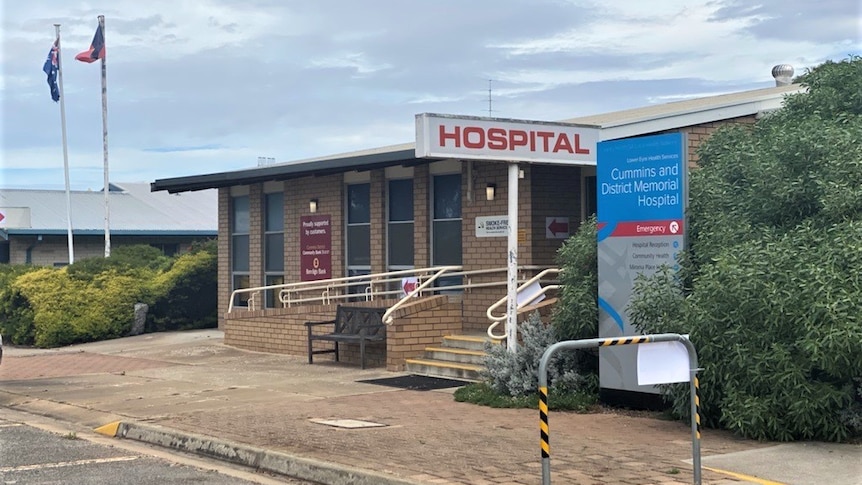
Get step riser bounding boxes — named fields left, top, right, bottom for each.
left=405, top=362, right=482, bottom=381
left=442, top=337, right=500, bottom=352
left=426, top=349, right=486, bottom=365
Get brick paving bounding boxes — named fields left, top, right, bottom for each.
left=0, top=352, right=175, bottom=381
left=0, top=337, right=766, bottom=484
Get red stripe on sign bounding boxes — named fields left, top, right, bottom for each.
left=610, top=220, right=684, bottom=237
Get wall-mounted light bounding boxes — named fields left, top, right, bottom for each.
left=309, top=199, right=318, bottom=213
left=485, top=183, right=496, bottom=201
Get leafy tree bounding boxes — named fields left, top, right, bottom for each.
left=629, top=56, right=862, bottom=442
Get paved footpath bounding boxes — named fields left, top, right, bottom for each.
left=1, top=330, right=858, bottom=485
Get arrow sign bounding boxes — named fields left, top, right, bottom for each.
left=0, top=212, right=5, bottom=224
left=545, top=217, right=570, bottom=239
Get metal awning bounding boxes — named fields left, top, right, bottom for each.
left=151, top=144, right=418, bottom=193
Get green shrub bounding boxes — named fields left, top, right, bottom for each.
left=14, top=266, right=154, bottom=347
left=0, top=265, right=38, bottom=345
left=552, top=215, right=598, bottom=342
left=66, top=244, right=171, bottom=280
left=147, top=241, right=218, bottom=331
left=483, top=312, right=595, bottom=397
left=628, top=57, right=862, bottom=442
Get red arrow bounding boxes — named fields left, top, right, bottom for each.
left=547, top=219, right=568, bottom=235
left=0, top=212, right=5, bottom=223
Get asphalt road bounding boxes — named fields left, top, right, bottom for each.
left=0, top=415, right=314, bottom=485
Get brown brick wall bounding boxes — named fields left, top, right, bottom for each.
left=224, top=296, right=463, bottom=370
left=679, top=116, right=756, bottom=166
left=218, top=188, right=230, bottom=328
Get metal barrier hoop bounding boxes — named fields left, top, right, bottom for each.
left=537, top=333, right=701, bottom=485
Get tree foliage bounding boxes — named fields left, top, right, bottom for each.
left=629, top=56, right=862, bottom=442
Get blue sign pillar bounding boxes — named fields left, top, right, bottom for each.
left=596, top=133, right=687, bottom=395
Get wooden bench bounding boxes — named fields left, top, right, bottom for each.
left=305, top=305, right=387, bottom=369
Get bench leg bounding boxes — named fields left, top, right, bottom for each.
left=360, top=338, right=366, bottom=370
left=307, top=327, right=314, bottom=364
left=334, top=342, right=339, bottom=362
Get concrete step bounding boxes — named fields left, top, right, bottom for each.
left=423, top=346, right=486, bottom=365
left=441, top=334, right=500, bottom=352
left=404, top=358, right=484, bottom=381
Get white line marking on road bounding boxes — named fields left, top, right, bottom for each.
left=0, top=455, right=139, bottom=473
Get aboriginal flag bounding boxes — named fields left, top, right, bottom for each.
left=75, top=23, right=105, bottom=63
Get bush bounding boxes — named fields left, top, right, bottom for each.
left=66, top=244, right=172, bottom=280
left=1, top=240, right=218, bottom=348
left=628, top=57, right=862, bottom=442
left=483, top=312, right=595, bottom=397
left=0, top=265, right=38, bottom=345
left=552, top=215, right=598, bottom=342
left=14, top=267, right=153, bottom=347
left=147, top=240, right=218, bottom=331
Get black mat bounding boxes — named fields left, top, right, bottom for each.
left=357, top=375, right=469, bottom=391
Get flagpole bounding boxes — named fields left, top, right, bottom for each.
left=54, top=24, right=75, bottom=264
left=99, top=14, right=111, bottom=258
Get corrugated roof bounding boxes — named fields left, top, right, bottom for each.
left=561, top=84, right=802, bottom=127
left=0, top=183, right=217, bottom=235
left=152, top=84, right=804, bottom=194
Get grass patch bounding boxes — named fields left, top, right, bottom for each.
left=454, top=382, right=597, bottom=411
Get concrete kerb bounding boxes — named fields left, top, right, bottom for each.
left=101, top=420, right=423, bottom=485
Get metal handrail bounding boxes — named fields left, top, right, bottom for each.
left=227, top=265, right=553, bottom=313
left=486, top=268, right=561, bottom=340
left=381, top=266, right=462, bottom=324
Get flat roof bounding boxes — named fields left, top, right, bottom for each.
left=151, top=84, right=803, bottom=194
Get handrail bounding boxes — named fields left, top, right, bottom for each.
left=486, top=268, right=561, bottom=340
left=228, top=266, right=464, bottom=312
left=228, top=265, right=555, bottom=313
left=381, top=265, right=463, bottom=324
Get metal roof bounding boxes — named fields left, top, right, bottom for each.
left=151, top=84, right=803, bottom=194
left=0, top=182, right=217, bottom=236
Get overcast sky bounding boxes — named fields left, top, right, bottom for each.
left=2, top=0, right=859, bottom=191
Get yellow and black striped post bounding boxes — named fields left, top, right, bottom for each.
left=539, top=386, right=549, bottom=459
left=537, top=333, right=701, bottom=485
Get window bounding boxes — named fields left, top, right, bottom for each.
left=264, top=192, right=284, bottom=308
left=387, top=178, right=414, bottom=271
left=346, top=183, right=371, bottom=295
left=231, top=195, right=250, bottom=307
left=432, top=173, right=462, bottom=289
left=585, top=175, right=597, bottom=217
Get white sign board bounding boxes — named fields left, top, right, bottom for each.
left=416, top=113, right=599, bottom=165
left=637, top=339, right=690, bottom=385
left=475, top=215, right=508, bottom=237
left=401, top=277, right=419, bottom=297
left=545, top=217, right=569, bottom=239
left=0, top=208, right=31, bottom=228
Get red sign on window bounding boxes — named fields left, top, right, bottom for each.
left=300, top=214, right=332, bottom=281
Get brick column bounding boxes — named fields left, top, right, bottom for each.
left=249, top=184, right=264, bottom=289
left=413, top=164, right=430, bottom=268
left=370, top=169, right=386, bottom=274
left=217, top=188, right=230, bottom=328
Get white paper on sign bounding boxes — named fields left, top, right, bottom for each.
left=637, top=340, right=690, bottom=385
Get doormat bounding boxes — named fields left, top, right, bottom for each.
left=357, top=375, right=470, bottom=391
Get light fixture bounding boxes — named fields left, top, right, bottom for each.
left=309, top=199, right=318, bottom=213
left=485, top=183, right=496, bottom=201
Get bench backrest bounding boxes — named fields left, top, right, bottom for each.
left=334, top=306, right=387, bottom=337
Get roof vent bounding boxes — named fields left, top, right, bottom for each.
left=772, top=64, right=794, bottom=86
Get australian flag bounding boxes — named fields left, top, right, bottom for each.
left=75, top=22, right=105, bottom=63
left=43, top=41, right=60, bottom=102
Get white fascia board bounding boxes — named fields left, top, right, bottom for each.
left=597, top=92, right=798, bottom=142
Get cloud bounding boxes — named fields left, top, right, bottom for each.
left=2, top=0, right=859, bottom=191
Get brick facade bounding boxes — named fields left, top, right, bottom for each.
left=219, top=114, right=758, bottom=367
